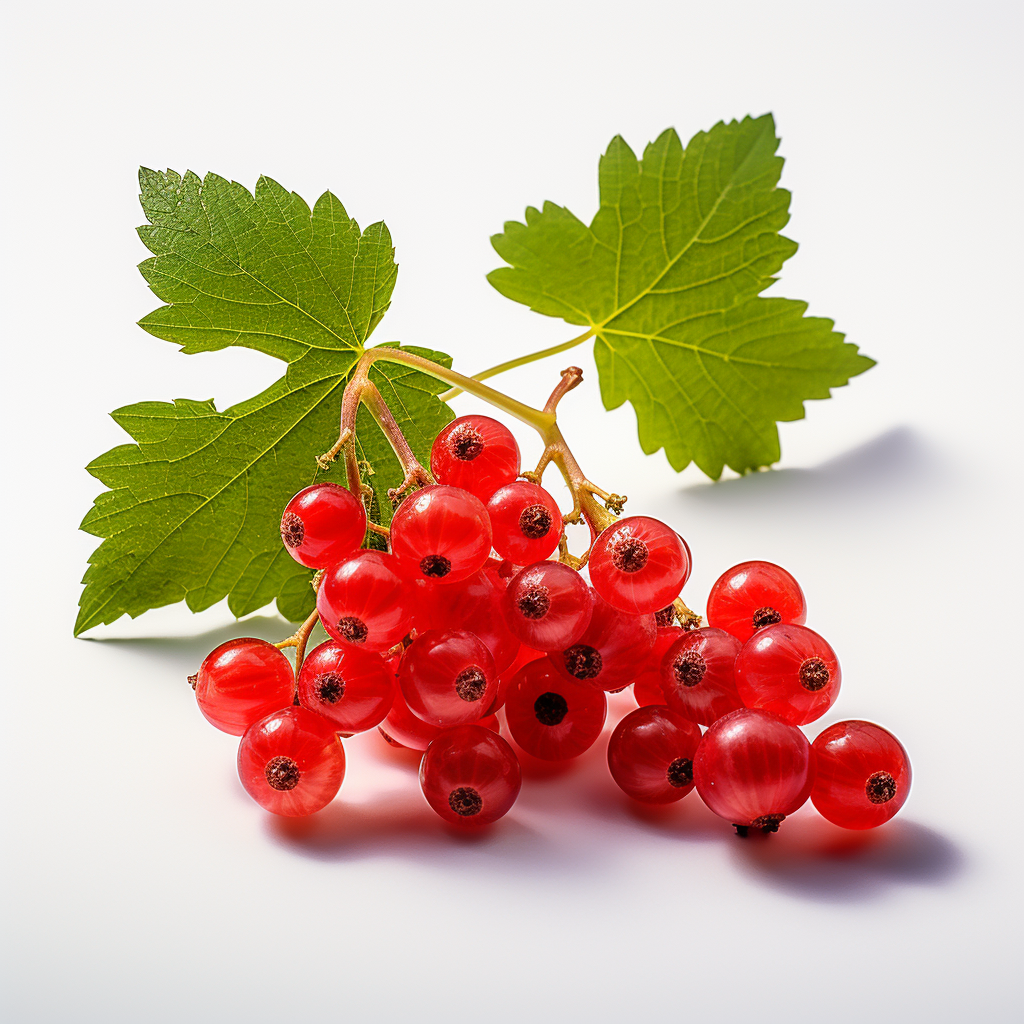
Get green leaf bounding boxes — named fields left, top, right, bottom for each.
left=76, top=169, right=452, bottom=636
left=488, top=114, right=875, bottom=478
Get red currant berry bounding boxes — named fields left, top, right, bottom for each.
left=296, top=640, right=396, bottom=734
left=316, top=550, right=412, bottom=652
left=735, top=623, right=840, bottom=725
left=707, top=561, right=807, bottom=642
left=193, top=638, right=294, bottom=736
left=419, top=725, right=522, bottom=826
left=631, top=626, right=682, bottom=707
left=237, top=706, right=345, bottom=816
left=390, top=484, right=492, bottom=584
left=589, top=516, right=691, bottom=615
left=607, top=706, right=702, bottom=803
left=505, top=658, right=607, bottom=760
left=549, top=593, right=657, bottom=692
left=502, top=561, right=594, bottom=652
left=488, top=644, right=547, bottom=714
left=811, top=721, right=911, bottom=829
left=279, top=482, right=367, bottom=569
left=486, top=481, right=562, bottom=564
left=430, top=415, right=521, bottom=502
left=379, top=687, right=499, bottom=750
left=693, top=708, right=814, bottom=833
left=661, top=627, right=744, bottom=726
left=399, top=629, right=498, bottom=727
left=413, top=569, right=519, bottom=671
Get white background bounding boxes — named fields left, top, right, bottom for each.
left=2, top=1, right=1022, bottom=1021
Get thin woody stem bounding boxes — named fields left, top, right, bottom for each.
left=274, top=606, right=321, bottom=686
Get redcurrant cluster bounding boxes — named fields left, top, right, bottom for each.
left=191, top=412, right=910, bottom=835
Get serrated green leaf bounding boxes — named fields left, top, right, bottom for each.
left=76, top=169, right=452, bottom=635
left=488, top=114, right=874, bottom=478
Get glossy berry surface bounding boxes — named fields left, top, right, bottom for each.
left=630, top=626, right=681, bottom=708
left=549, top=593, right=657, bottom=692
left=297, top=640, right=396, bottom=734
left=399, top=629, right=498, bottom=727
left=486, top=481, right=563, bottom=564
left=607, top=706, right=702, bottom=803
left=390, top=484, right=492, bottom=584
left=811, top=720, right=911, bottom=829
left=279, top=482, right=367, bottom=569
left=237, top=706, right=346, bottom=816
left=379, top=687, right=499, bottom=751
left=589, top=516, right=692, bottom=615
left=661, top=627, right=744, bottom=726
left=194, top=638, right=295, bottom=736
left=505, top=658, right=607, bottom=760
left=502, top=562, right=594, bottom=652
left=693, top=708, right=814, bottom=831
left=317, top=550, right=413, bottom=652
left=419, top=725, right=522, bottom=826
left=735, top=623, right=840, bottom=725
left=707, top=561, right=807, bottom=642
left=430, top=415, right=521, bottom=502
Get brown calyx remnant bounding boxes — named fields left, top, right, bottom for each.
left=666, top=757, right=693, bottom=788
left=865, top=771, right=898, bottom=804
left=516, top=584, right=551, bottom=620
left=420, top=554, right=452, bottom=578
left=455, top=667, right=486, bottom=702
left=563, top=644, right=602, bottom=680
left=280, top=512, right=305, bottom=549
left=449, top=426, right=484, bottom=462
left=448, top=786, right=483, bottom=816
left=673, top=651, right=706, bottom=687
left=519, top=503, right=553, bottom=539
left=533, top=691, right=569, bottom=726
left=799, top=657, right=830, bottom=692
left=751, top=606, right=782, bottom=630
left=264, top=756, right=301, bottom=791
left=655, top=605, right=676, bottom=627
left=612, top=537, right=649, bottom=574
left=752, top=814, right=785, bottom=833
left=337, top=616, right=369, bottom=644
left=316, top=672, right=346, bottom=704
left=188, top=673, right=198, bottom=690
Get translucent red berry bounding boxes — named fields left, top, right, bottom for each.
left=486, top=481, right=562, bottom=564
left=811, top=721, right=911, bottom=829
left=296, top=640, right=396, bottom=734
left=378, top=686, right=499, bottom=751
left=316, top=550, right=412, bottom=652
left=419, top=725, right=522, bottom=826
left=390, top=484, right=492, bottom=584
left=588, top=516, right=692, bottom=615
left=661, top=627, right=744, bottom=726
left=237, top=706, right=346, bottom=816
left=279, top=482, right=367, bottom=569
left=505, top=658, right=607, bottom=760
left=630, top=626, right=682, bottom=708
left=735, top=622, right=840, bottom=725
left=193, top=637, right=294, bottom=736
left=502, top=562, right=594, bottom=652
left=693, top=708, right=815, bottom=833
left=399, top=629, right=498, bottom=727
left=430, top=415, right=521, bottom=502
left=706, top=561, right=807, bottom=642
left=607, top=706, right=702, bottom=803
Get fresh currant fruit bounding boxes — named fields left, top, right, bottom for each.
left=488, top=644, right=546, bottom=714
left=419, top=725, right=522, bottom=826
left=279, top=482, right=367, bottom=569
left=693, top=708, right=814, bottom=833
left=193, top=638, right=295, bottom=736
left=502, top=561, right=595, bottom=652
left=811, top=721, right=911, bottom=829
left=607, top=706, right=702, bottom=803
left=237, top=706, right=346, bottom=816
left=296, top=640, right=396, bottom=734
left=706, top=561, right=807, bottom=642
left=549, top=593, right=657, bottom=692
left=631, top=626, right=682, bottom=707
left=661, top=627, right=744, bottom=726
left=735, top=623, right=840, bottom=725
left=317, top=550, right=413, bottom=652
left=390, top=484, right=492, bottom=584
left=413, top=569, right=519, bottom=671
left=505, top=658, right=607, bottom=760
left=379, top=686, right=499, bottom=751
left=399, top=629, right=498, bottom=727
left=430, top=415, right=521, bottom=502
left=486, top=481, right=563, bottom=564
left=589, top=516, right=692, bottom=615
